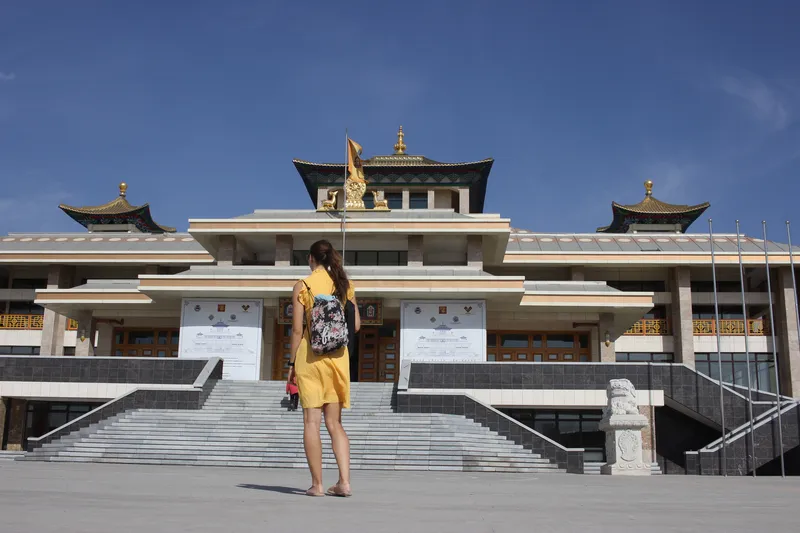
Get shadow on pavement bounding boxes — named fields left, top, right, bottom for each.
left=237, top=484, right=306, bottom=496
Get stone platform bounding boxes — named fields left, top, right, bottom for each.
left=1, top=462, right=797, bottom=533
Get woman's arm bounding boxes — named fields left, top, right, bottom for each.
left=351, top=295, right=361, bottom=333
left=288, top=281, right=304, bottom=381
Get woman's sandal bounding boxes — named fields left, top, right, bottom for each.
left=326, top=484, right=352, bottom=498
left=305, top=488, right=325, bottom=497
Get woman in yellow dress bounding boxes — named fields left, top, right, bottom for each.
left=287, top=240, right=357, bottom=497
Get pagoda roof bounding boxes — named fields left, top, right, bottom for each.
left=59, top=183, right=176, bottom=233
left=293, top=127, right=494, bottom=213
left=596, top=180, right=710, bottom=233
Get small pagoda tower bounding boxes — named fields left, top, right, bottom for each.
left=596, top=180, right=710, bottom=234
left=59, top=182, right=176, bottom=233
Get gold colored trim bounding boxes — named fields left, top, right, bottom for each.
left=189, top=220, right=510, bottom=232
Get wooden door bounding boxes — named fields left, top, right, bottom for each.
left=358, top=321, right=399, bottom=383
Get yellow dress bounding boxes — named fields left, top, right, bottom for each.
left=294, top=268, right=354, bottom=409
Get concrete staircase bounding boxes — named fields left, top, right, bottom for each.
left=24, top=381, right=563, bottom=473
left=0, top=450, right=25, bottom=461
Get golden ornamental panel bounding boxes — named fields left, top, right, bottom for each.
left=0, top=314, right=44, bottom=330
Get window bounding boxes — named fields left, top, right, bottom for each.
left=63, top=347, right=76, bottom=356
left=502, top=409, right=606, bottom=462
left=0, top=346, right=40, bottom=355
left=692, top=306, right=745, bottom=320
left=695, top=353, right=776, bottom=393
left=8, top=301, right=44, bottom=315
left=487, top=332, right=591, bottom=362
left=385, top=192, right=403, bottom=209
left=409, top=192, right=428, bottom=209
left=691, top=281, right=743, bottom=293
left=10, top=278, right=47, bottom=290
left=112, top=329, right=179, bottom=357
left=607, top=281, right=666, bottom=292
left=616, top=352, right=674, bottom=363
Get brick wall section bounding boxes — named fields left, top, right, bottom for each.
left=397, top=392, right=584, bottom=474
left=407, top=363, right=756, bottom=430
left=0, top=357, right=209, bottom=384
left=687, top=403, right=800, bottom=475
left=26, top=359, right=223, bottom=452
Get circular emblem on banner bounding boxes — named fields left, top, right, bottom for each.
left=415, top=307, right=422, bottom=314
left=230, top=314, right=237, bottom=321
left=194, top=305, right=201, bottom=312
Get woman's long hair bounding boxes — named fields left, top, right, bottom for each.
left=309, top=240, right=350, bottom=301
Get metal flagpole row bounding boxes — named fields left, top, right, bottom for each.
left=787, top=222, right=800, bottom=380
left=342, top=128, right=348, bottom=263
left=735, top=220, right=757, bottom=477
left=708, top=219, right=728, bottom=476
left=762, top=221, right=785, bottom=477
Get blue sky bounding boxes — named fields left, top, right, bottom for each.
left=1, top=1, right=799, bottom=239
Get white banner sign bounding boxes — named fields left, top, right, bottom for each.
left=401, top=301, right=486, bottom=363
left=179, top=299, right=263, bottom=380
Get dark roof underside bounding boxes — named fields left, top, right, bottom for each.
left=596, top=203, right=710, bottom=233
left=293, top=158, right=494, bottom=213
left=59, top=205, right=176, bottom=233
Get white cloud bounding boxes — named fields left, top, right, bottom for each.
left=719, top=74, right=791, bottom=130
left=0, top=72, right=16, bottom=82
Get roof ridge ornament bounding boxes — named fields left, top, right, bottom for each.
left=119, top=182, right=128, bottom=198
left=393, top=125, right=406, bottom=155
left=644, top=180, right=653, bottom=197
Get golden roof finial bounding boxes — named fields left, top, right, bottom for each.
left=644, top=180, right=653, bottom=197
left=119, top=182, right=128, bottom=197
left=393, top=125, right=406, bottom=155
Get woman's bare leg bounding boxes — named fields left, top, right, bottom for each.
left=323, top=402, right=351, bottom=493
left=303, top=407, right=324, bottom=493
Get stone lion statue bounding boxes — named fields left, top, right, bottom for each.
left=604, top=378, right=639, bottom=416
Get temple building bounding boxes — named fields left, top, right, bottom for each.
left=1, top=127, right=799, bottom=476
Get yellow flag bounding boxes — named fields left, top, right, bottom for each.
left=347, top=139, right=365, bottom=182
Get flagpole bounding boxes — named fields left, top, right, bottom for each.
left=708, top=219, right=727, bottom=476
left=762, top=220, right=785, bottom=477
left=787, top=222, right=800, bottom=373
left=735, top=220, right=757, bottom=477
left=342, top=128, right=348, bottom=263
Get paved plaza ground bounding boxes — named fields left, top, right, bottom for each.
left=1, top=462, right=799, bottom=533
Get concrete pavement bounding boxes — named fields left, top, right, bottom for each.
left=1, top=462, right=798, bottom=533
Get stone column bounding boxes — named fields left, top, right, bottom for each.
left=670, top=266, right=694, bottom=368
left=408, top=235, right=424, bottom=267
left=0, top=397, right=7, bottom=450
left=775, top=267, right=800, bottom=396
left=275, top=235, right=294, bottom=267
left=570, top=267, right=585, bottom=281
left=261, top=306, right=276, bottom=380
left=74, top=310, right=96, bottom=357
left=401, top=190, right=410, bottom=210
left=217, top=235, right=237, bottom=267
left=599, top=313, right=616, bottom=362
left=40, top=265, right=74, bottom=356
left=95, top=322, right=114, bottom=356
left=6, top=399, right=27, bottom=451
left=458, top=188, right=470, bottom=214
left=427, top=189, right=435, bottom=209
left=467, top=235, right=483, bottom=268
left=639, top=405, right=656, bottom=464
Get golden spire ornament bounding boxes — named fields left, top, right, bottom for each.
left=644, top=180, right=653, bottom=197
left=119, top=182, right=128, bottom=197
left=393, top=125, right=406, bottom=155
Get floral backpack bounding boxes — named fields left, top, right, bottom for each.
left=302, top=281, right=349, bottom=355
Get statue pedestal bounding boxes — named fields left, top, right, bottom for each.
left=600, top=415, right=651, bottom=476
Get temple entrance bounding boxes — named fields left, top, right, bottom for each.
left=273, top=320, right=399, bottom=383
left=353, top=321, right=399, bottom=383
